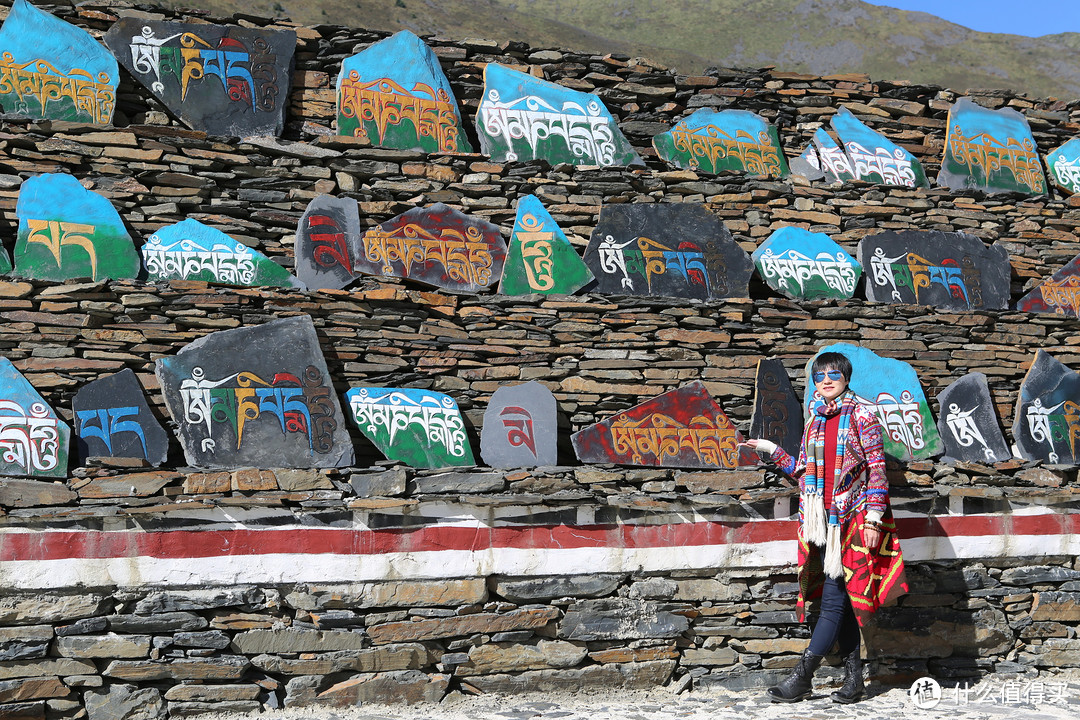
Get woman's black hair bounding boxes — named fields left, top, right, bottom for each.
left=811, top=351, right=853, bottom=381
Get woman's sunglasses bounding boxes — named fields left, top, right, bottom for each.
left=812, top=370, right=845, bottom=382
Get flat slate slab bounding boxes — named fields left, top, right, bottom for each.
left=155, top=315, right=354, bottom=470
left=13, top=173, right=140, bottom=282
left=1017, top=252, right=1080, bottom=317
left=104, top=18, right=295, bottom=137
left=480, top=381, right=558, bottom=468
left=571, top=381, right=754, bottom=469
left=808, top=343, right=942, bottom=462
left=337, top=30, right=472, bottom=153
left=1047, top=138, right=1080, bottom=196
left=0, top=0, right=117, bottom=125
left=938, top=97, right=1046, bottom=196
left=295, top=195, right=361, bottom=291
left=652, top=109, right=788, bottom=178
left=1014, top=350, right=1080, bottom=465
left=73, top=368, right=170, bottom=466
left=789, top=138, right=826, bottom=181
left=582, top=204, right=753, bottom=300
left=859, top=229, right=1010, bottom=310
left=499, top=195, right=592, bottom=295
left=749, top=359, right=803, bottom=458
left=356, top=203, right=506, bottom=292
left=142, top=218, right=302, bottom=288
left=936, top=372, right=1011, bottom=464
left=0, top=356, right=69, bottom=478
left=346, top=387, right=475, bottom=469
left=829, top=108, right=929, bottom=188
left=476, top=62, right=641, bottom=167
left=752, top=226, right=861, bottom=301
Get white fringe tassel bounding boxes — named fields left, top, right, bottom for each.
left=803, top=492, right=828, bottom=546
left=824, top=523, right=844, bottom=578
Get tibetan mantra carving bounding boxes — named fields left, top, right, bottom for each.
left=1017, top=252, right=1080, bottom=318
left=1014, top=350, right=1080, bottom=465
left=938, top=97, right=1045, bottom=196
left=0, top=356, right=70, bottom=478
left=752, top=226, right=861, bottom=301
left=652, top=109, right=788, bottom=178
left=337, top=30, right=471, bottom=153
left=571, top=381, right=753, bottom=469
left=73, top=369, right=170, bottom=466
left=295, top=195, right=362, bottom=291
left=1046, top=138, right=1080, bottom=196
left=936, top=372, right=1011, bottom=464
left=346, top=387, right=475, bottom=469
left=749, top=358, right=803, bottom=458
left=480, top=381, right=559, bottom=468
left=499, top=195, right=593, bottom=295
left=104, top=18, right=295, bottom=137
left=583, top=204, right=753, bottom=300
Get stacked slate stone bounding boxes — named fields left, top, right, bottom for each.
left=3, top=2, right=1080, bottom=718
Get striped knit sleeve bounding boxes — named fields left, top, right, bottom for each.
left=855, top=406, right=889, bottom=514
left=767, top=425, right=809, bottom=485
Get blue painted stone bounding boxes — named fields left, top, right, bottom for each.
left=295, top=195, right=361, bottom=291
left=1014, top=350, right=1080, bottom=465
left=939, top=97, right=1046, bottom=196
left=652, top=109, right=788, bottom=178
left=480, top=381, right=559, bottom=468
left=936, top=372, right=1011, bottom=464
left=752, top=227, right=861, bottom=301
left=0, top=0, right=117, bottom=125
left=142, top=218, right=303, bottom=289
left=337, top=30, right=472, bottom=153
left=805, top=343, right=943, bottom=462
left=808, top=127, right=855, bottom=183
left=73, top=368, right=170, bottom=466
left=830, top=108, right=929, bottom=188
left=1045, top=138, right=1080, bottom=196
left=346, top=387, right=475, bottom=469
left=13, top=173, right=140, bottom=282
left=476, top=63, right=642, bottom=167
left=499, top=195, right=593, bottom=296
left=0, top=356, right=70, bottom=478
left=104, top=18, right=295, bottom=138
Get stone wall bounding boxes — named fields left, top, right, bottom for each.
left=2, top=1, right=1080, bottom=718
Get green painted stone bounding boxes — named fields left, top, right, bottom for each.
left=13, top=174, right=140, bottom=282
left=499, top=195, right=592, bottom=295
left=652, top=109, right=788, bottom=178
left=939, top=97, right=1046, bottom=196
left=0, top=356, right=70, bottom=478
left=752, top=227, right=861, bottom=301
left=346, top=387, right=475, bottom=469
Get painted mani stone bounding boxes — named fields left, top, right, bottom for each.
left=789, top=137, right=826, bottom=182
left=1046, top=138, right=1080, bottom=195
left=808, top=344, right=942, bottom=462
left=356, top=203, right=506, bottom=292
left=13, top=173, right=140, bottom=282
left=938, top=97, right=1045, bottom=196
left=73, top=369, right=169, bottom=466
left=801, top=128, right=856, bottom=184
left=480, top=381, right=558, bottom=468
left=652, top=109, right=788, bottom=178
left=337, top=30, right=471, bottom=153
left=936, top=372, right=1010, bottom=464
left=571, top=381, right=755, bottom=469
left=104, top=18, right=295, bottom=137
left=859, top=230, right=1010, bottom=310
left=752, top=227, right=861, bottom=301
left=346, top=387, right=474, bottom=469
left=0, top=0, right=117, bottom=125
left=295, top=195, right=361, bottom=291
left=155, top=315, right=354, bottom=470
left=1013, top=350, right=1080, bottom=465
left=476, top=62, right=641, bottom=167
left=499, top=195, right=592, bottom=295
left=0, top=356, right=69, bottom=478
left=829, top=108, right=929, bottom=188
left=142, top=218, right=303, bottom=288
left=1017, top=253, right=1080, bottom=317
left=749, top=359, right=803, bottom=459
left=582, top=204, right=753, bottom=300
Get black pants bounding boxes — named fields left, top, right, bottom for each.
left=806, top=573, right=860, bottom=656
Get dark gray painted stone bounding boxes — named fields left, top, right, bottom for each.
left=480, top=381, right=559, bottom=468
left=154, top=316, right=354, bottom=470
left=104, top=18, right=295, bottom=138
left=858, top=229, right=1010, bottom=310
left=295, top=195, right=361, bottom=291
left=1013, top=350, right=1080, bottom=465
left=73, top=368, right=170, bottom=466
left=494, top=575, right=624, bottom=603
left=749, top=358, right=803, bottom=458
left=936, top=372, right=1011, bottom=464
left=583, top=204, right=753, bottom=300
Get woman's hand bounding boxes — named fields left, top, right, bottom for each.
left=862, top=524, right=882, bottom=552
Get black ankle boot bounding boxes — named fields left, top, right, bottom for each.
left=830, top=650, right=864, bottom=703
left=766, top=649, right=824, bottom=703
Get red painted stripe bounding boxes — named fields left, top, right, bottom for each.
left=1, top=513, right=1077, bottom=562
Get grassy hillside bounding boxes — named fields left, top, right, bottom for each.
left=158, top=0, right=1080, bottom=99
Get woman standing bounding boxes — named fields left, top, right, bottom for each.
left=740, top=351, right=907, bottom=704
